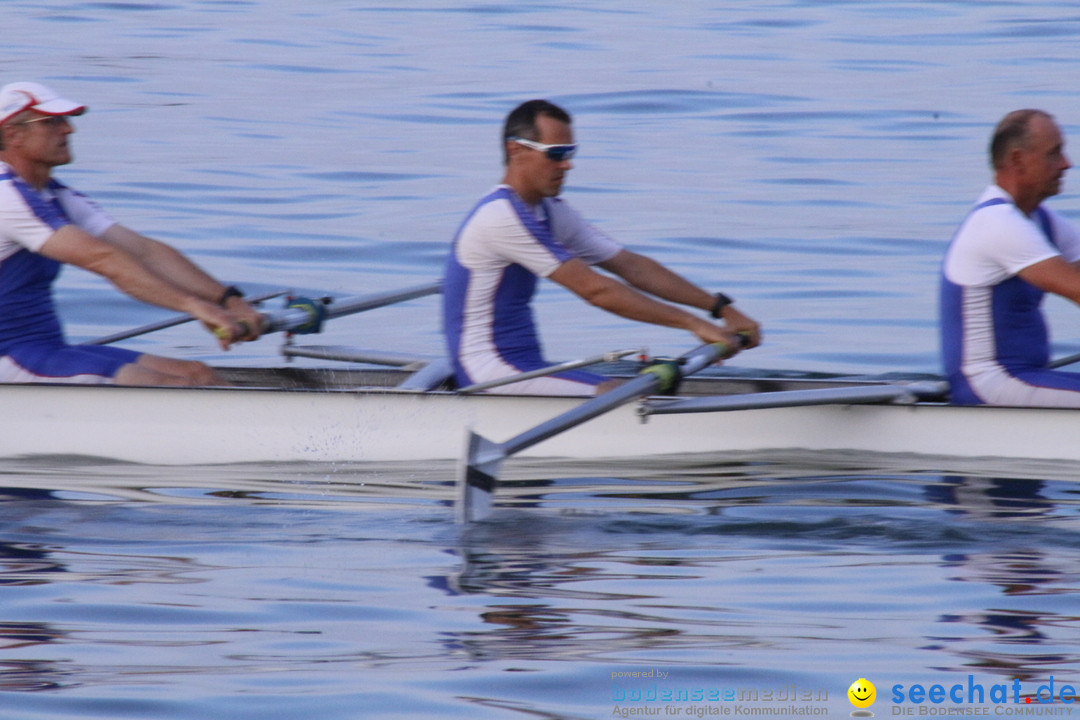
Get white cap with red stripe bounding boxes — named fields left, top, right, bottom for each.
left=0, top=82, right=86, bottom=126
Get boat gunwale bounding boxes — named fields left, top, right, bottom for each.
left=0, top=365, right=952, bottom=400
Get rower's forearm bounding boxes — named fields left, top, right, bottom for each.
left=139, top=239, right=229, bottom=303
left=79, top=246, right=210, bottom=316
left=613, top=254, right=714, bottom=311
left=102, top=225, right=230, bottom=304
left=587, top=282, right=703, bottom=331
left=110, top=267, right=212, bottom=316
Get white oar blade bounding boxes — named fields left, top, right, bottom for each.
left=456, top=431, right=503, bottom=523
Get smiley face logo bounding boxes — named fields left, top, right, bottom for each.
left=848, top=678, right=876, bottom=708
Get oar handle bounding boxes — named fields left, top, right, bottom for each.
left=89, top=290, right=286, bottom=345
left=213, top=319, right=256, bottom=342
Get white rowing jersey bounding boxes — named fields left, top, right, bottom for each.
left=0, top=161, right=115, bottom=352
left=940, top=185, right=1080, bottom=405
left=442, top=185, right=622, bottom=389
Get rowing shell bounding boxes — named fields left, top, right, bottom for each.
left=1, top=365, right=1077, bottom=467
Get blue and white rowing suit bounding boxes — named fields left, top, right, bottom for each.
left=0, top=162, right=140, bottom=384
left=443, top=185, right=623, bottom=395
left=940, top=185, right=1080, bottom=406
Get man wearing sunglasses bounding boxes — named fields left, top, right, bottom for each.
left=443, top=99, right=761, bottom=395
left=0, top=81, right=263, bottom=386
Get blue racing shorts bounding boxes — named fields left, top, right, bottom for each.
left=0, top=343, right=142, bottom=384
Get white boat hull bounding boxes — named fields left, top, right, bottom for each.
left=3, top=368, right=1078, bottom=467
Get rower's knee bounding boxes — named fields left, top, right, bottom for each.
left=180, top=361, right=228, bottom=386
left=112, top=363, right=180, bottom=386
left=113, top=358, right=228, bottom=387
left=595, top=379, right=623, bottom=395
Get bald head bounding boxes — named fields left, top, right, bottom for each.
left=988, top=109, right=1071, bottom=213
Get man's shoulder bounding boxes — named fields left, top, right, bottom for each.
left=456, top=190, right=534, bottom=251
left=958, top=187, right=1028, bottom=233
left=464, top=185, right=516, bottom=218
left=474, top=184, right=527, bottom=207
left=466, top=189, right=518, bottom=224
left=542, top=196, right=577, bottom=215
left=1036, top=203, right=1080, bottom=257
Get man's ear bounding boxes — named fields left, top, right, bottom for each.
left=1004, top=145, right=1029, bottom=176
left=504, top=138, right=523, bottom=162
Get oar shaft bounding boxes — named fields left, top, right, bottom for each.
left=1049, top=351, right=1080, bottom=369
left=457, top=341, right=731, bottom=522
left=323, top=281, right=442, bottom=321
left=498, top=342, right=725, bottom=458
left=262, top=281, right=442, bottom=334
left=456, top=348, right=640, bottom=394
left=500, top=372, right=657, bottom=457
left=642, top=381, right=947, bottom=416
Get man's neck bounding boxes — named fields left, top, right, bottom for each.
left=996, top=177, right=1041, bottom=216
left=0, top=155, right=50, bottom=190
left=501, top=173, right=542, bottom=206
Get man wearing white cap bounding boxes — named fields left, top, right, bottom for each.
left=0, top=81, right=263, bottom=386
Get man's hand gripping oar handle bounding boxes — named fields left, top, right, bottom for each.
left=211, top=281, right=444, bottom=343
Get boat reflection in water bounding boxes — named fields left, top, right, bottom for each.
left=440, top=461, right=1080, bottom=696
left=0, top=454, right=1077, bottom=715
left=0, top=491, right=73, bottom=693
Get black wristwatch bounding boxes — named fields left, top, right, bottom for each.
left=710, top=292, right=734, bottom=319
left=218, top=285, right=244, bottom=306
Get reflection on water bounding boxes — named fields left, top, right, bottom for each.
left=0, top=500, right=75, bottom=694
left=434, top=468, right=1080, bottom=702
left=920, top=477, right=1080, bottom=683
left=0, top=458, right=1079, bottom=717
